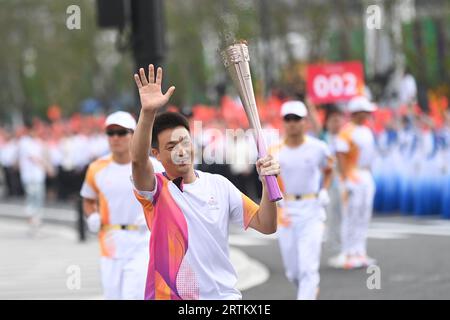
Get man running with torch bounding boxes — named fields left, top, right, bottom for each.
left=131, top=61, right=281, bottom=299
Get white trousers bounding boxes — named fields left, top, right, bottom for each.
left=325, top=177, right=342, bottom=254
left=23, top=181, right=45, bottom=219
left=340, top=170, right=376, bottom=256
left=100, top=248, right=149, bottom=300
left=277, top=204, right=325, bottom=300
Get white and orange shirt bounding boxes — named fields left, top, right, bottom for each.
left=335, top=123, right=376, bottom=181
left=133, top=170, right=259, bottom=300
left=80, top=155, right=162, bottom=259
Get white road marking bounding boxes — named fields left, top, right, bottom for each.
left=0, top=219, right=270, bottom=299
left=369, top=222, right=450, bottom=237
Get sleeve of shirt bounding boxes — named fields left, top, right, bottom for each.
left=335, top=130, right=351, bottom=153
left=131, top=173, right=162, bottom=204
left=132, top=174, right=164, bottom=229
left=227, top=177, right=260, bottom=230
left=80, top=164, right=98, bottom=199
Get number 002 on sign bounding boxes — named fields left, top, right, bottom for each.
left=306, top=61, right=365, bottom=104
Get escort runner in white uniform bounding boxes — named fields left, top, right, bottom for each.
left=81, top=111, right=163, bottom=299
left=333, top=96, right=377, bottom=269
left=270, top=101, right=333, bottom=300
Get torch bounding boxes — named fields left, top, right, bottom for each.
left=221, top=41, right=282, bottom=202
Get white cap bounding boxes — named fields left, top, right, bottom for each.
left=281, top=101, right=308, bottom=117
left=347, top=96, right=377, bottom=113
left=104, top=111, right=137, bottom=131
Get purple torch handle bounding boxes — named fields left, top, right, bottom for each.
left=257, top=135, right=283, bottom=202
left=264, top=175, right=283, bottom=202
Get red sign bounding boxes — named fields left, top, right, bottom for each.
left=306, top=61, right=365, bottom=104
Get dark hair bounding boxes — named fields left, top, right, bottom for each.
left=324, top=104, right=343, bottom=123
left=151, top=112, right=190, bottom=149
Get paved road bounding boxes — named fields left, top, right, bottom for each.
left=1, top=200, right=449, bottom=299
left=240, top=217, right=450, bottom=300
left=0, top=219, right=102, bottom=299
left=0, top=212, right=268, bottom=299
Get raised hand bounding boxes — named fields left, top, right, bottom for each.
left=133, top=64, right=175, bottom=113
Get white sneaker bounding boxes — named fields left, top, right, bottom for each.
left=347, top=256, right=364, bottom=269
left=360, top=255, right=377, bottom=267
left=329, top=253, right=371, bottom=269
left=328, top=254, right=347, bottom=268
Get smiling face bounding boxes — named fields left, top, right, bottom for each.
left=152, top=126, right=194, bottom=178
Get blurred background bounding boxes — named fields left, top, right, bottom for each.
left=0, top=0, right=450, bottom=300
left=1, top=0, right=449, bottom=118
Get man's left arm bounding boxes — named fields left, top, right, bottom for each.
left=318, top=146, right=334, bottom=207
left=322, top=156, right=334, bottom=189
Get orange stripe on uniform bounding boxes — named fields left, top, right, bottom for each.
left=85, top=156, right=112, bottom=194
left=154, top=271, right=171, bottom=300
left=275, top=175, right=291, bottom=226
left=276, top=175, right=285, bottom=194
left=337, top=124, right=360, bottom=182
left=85, top=156, right=113, bottom=257
left=98, top=192, right=115, bottom=257
left=134, top=191, right=155, bottom=231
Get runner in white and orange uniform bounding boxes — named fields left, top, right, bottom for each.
left=80, top=111, right=163, bottom=299
left=130, top=65, right=280, bottom=300
left=269, top=101, right=333, bottom=300
left=332, top=96, right=377, bottom=269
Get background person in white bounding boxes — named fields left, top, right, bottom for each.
left=18, top=125, right=54, bottom=234
left=0, top=130, right=20, bottom=197
left=332, top=96, right=377, bottom=269
left=270, top=101, right=333, bottom=300
left=320, top=107, right=345, bottom=265
left=80, top=111, right=162, bottom=300
left=131, top=64, right=280, bottom=300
